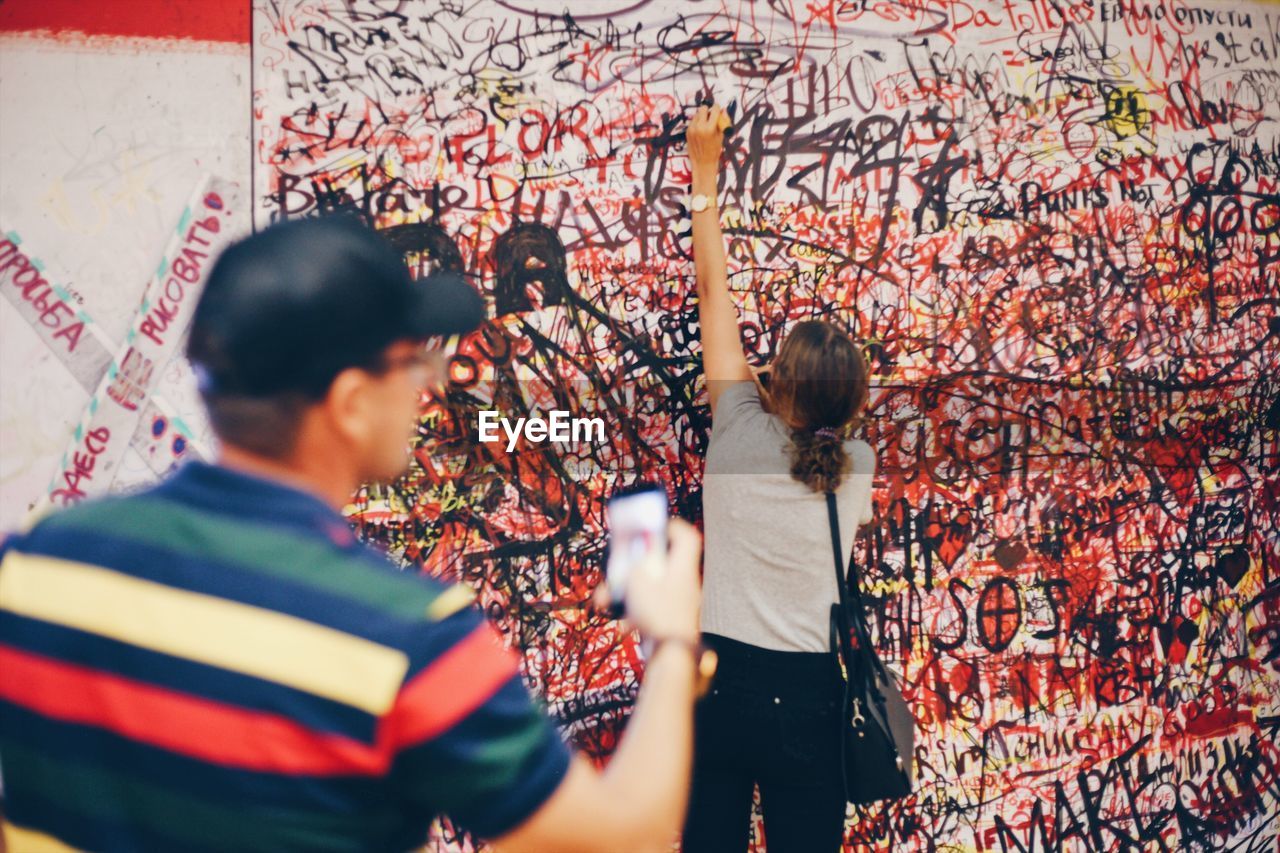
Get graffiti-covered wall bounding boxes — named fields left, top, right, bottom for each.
left=254, top=1, right=1280, bottom=849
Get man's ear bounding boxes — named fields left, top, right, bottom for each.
left=323, top=368, right=372, bottom=447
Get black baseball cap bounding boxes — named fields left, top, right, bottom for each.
left=187, top=216, right=484, bottom=398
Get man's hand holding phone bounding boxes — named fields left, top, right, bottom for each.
left=616, top=518, right=702, bottom=645
left=593, top=485, right=702, bottom=646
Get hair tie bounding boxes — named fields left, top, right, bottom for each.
left=814, top=426, right=840, bottom=440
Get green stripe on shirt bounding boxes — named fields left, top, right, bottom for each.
left=38, top=497, right=450, bottom=621
left=0, top=739, right=401, bottom=852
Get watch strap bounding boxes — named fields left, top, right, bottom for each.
left=649, top=634, right=718, bottom=698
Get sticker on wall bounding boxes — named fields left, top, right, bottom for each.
left=1, top=228, right=214, bottom=504
left=34, top=176, right=241, bottom=514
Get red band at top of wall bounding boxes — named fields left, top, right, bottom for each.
left=0, top=0, right=250, bottom=45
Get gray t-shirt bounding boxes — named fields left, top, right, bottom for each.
left=701, top=381, right=875, bottom=652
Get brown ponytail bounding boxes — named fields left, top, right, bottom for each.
left=766, top=320, right=870, bottom=493
left=787, top=430, right=851, bottom=493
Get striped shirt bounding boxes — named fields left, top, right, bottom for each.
left=0, top=461, right=571, bottom=851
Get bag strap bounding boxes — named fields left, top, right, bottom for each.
left=825, top=490, right=850, bottom=611
left=825, top=491, right=882, bottom=675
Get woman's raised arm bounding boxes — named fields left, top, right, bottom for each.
left=687, top=105, right=753, bottom=415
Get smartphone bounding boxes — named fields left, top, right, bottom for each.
left=605, top=482, right=669, bottom=617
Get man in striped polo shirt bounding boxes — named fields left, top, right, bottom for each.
left=0, top=217, right=704, bottom=851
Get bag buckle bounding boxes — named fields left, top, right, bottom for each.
left=850, top=697, right=866, bottom=728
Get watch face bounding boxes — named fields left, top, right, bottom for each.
left=691, top=195, right=708, bottom=212
left=695, top=647, right=719, bottom=697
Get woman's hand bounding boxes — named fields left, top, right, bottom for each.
left=687, top=104, right=728, bottom=188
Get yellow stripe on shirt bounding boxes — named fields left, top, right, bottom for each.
left=0, top=552, right=408, bottom=715
left=425, top=583, right=475, bottom=621
left=3, top=820, right=85, bottom=853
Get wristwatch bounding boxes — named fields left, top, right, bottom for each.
left=689, top=193, right=716, bottom=214
left=648, top=634, right=718, bottom=698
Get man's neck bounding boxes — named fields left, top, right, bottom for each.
left=217, top=444, right=358, bottom=511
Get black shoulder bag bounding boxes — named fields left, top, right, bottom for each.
left=825, top=491, right=915, bottom=805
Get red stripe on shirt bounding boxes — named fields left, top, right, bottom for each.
left=0, top=645, right=388, bottom=775
left=383, top=622, right=522, bottom=749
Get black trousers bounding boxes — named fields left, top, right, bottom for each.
left=682, top=633, right=847, bottom=853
